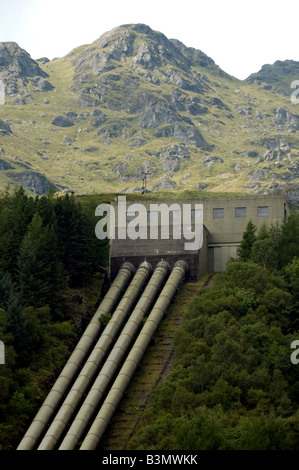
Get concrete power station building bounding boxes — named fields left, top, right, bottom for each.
left=109, top=194, right=289, bottom=281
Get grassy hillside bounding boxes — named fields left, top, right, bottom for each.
left=0, top=24, right=298, bottom=200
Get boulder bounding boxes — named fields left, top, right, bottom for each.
left=52, top=115, right=74, bottom=127
left=0, top=158, right=13, bottom=170
left=246, top=151, right=259, bottom=158
left=0, top=119, right=12, bottom=135
left=13, top=98, right=26, bottom=105
left=32, top=76, right=54, bottom=91
left=36, top=57, right=50, bottom=64
left=202, top=155, right=224, bottom=166
left=196, top=183, right=209, bottom=190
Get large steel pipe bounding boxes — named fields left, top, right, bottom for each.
left=17, top=262, right=135, bottom=450
left=37, top=261, right=152, bottom=450
left=80, top=260, right=188, bottom=450
left=59, top=261, right=170, bottom=450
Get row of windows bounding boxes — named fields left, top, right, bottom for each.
left=213, top=206, right=268, bottom=219
left=125, top=206, right=269, bottom=222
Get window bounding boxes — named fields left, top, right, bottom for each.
left=257, top=206, right=268, bottom=217
left=235, top=207, right=246, bottom=218
left=213, top=208, right=224, bottom=219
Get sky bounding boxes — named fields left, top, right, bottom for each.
left=0, top=0, right=298, bottom=80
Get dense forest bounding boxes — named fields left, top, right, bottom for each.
left=127, top=215, right=299, bottom=450
left=0, top=188, right=108, bottom=450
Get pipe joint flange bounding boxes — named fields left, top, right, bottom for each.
left=174, top=260, right=188, bottom=273
left=138, top=261, right=153, bottom=273
left=120, top=261, right=135, bottom=274
left=156, top=260, right=171, bottom=273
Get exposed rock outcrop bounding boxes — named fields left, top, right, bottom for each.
left=156, top=144, right=190, bottom=172
left=202, top=155, right=224, bottom=166
left=0, top=24, right=298, bottom=199
left=261, top=138, right=292, bottom=162
left=273, top=107, right=299, bottom=132
left=139, top=102, right=183, bottom=129
left=246, top=60, right=299, bottom=95
left=0, top=119, right=12, bottom=135
left=154, top=124, right=206, bottom=148
left=8, top=170, right=55, bottom=195
left=0, top=158, right=13, bottom=170
left=0, top=42, right=54, bottom=96
left=151, top=176, right=177, bottom=191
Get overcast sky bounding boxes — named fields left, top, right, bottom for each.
left=0, top=0, right=298, bottom=80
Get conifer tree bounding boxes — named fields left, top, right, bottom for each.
left=237, top=220, right=256, bottom=261
left=0, top=270, right=15, bottom=310
left=278, top=214, right=299, bottom=267
left=53, top=194, right=98, bottom=287
left=6, top=295, right=32, bottom=366
left=0, top=187, right=35, bottom=275
left=17, top=213, right=64, bottom=313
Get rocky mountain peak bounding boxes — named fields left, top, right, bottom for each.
left=0, top=41, right=53, bottom=96
left=71, top=23, right=189, bottom=79
left=73, top=23, right=224, bottom=78
left=246, top=59, right=299, bottom=95
left=70, top=23, right=220, bottom=138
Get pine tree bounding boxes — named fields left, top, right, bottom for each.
left=0, top=270, right=16, bottom=310
left=278, top=215, right=299, bottom=267
left=237, top=220, right=257, bottom=261
left=18, top=232, right=46, bottom=308
left=34, top=194, right=57, bottom=229
left=53, top=194, right=98, bottom=287
left=0, top=187, right=35, bottom=275
left=17, top=213, right=65, bottom=313
left=6, top=295, right=32, bottom=366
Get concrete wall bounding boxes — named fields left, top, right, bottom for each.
left=202, top=194, right=288, bottom=272
left=201, top=194, right=288, bottom=245
left=208, top=244, right=238, bottom=272
left=109, top=194, right=289, bottom=279
left=109, top=224, right=208, bottom=281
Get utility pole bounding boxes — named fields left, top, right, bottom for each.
left=141, top=172, right=149, bottom=195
